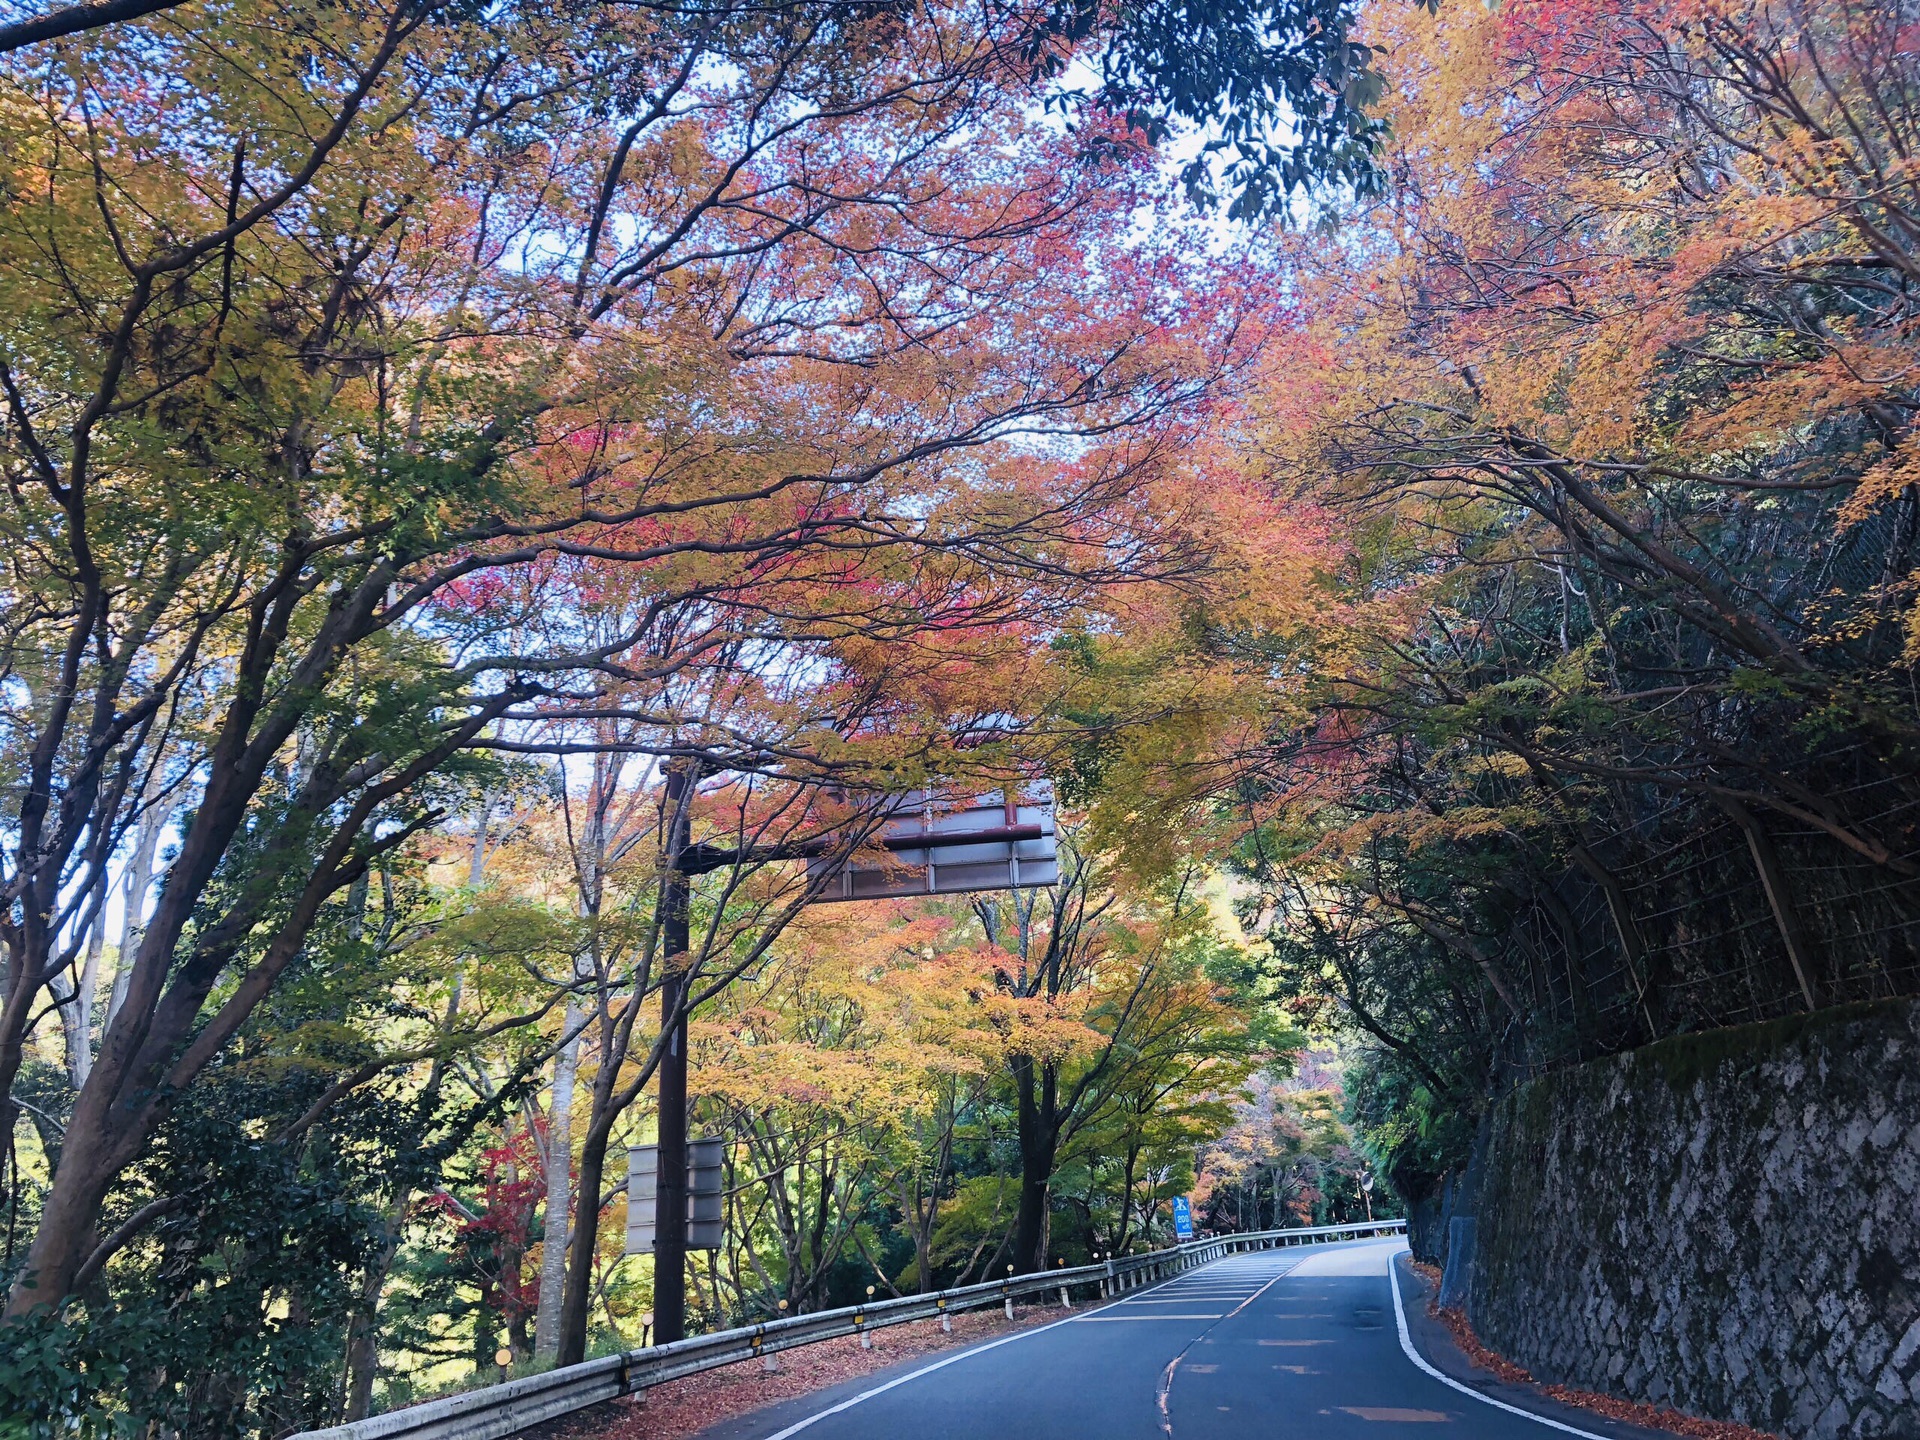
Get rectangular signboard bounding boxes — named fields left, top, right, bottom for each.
left=806, top=785, right=1057, bottom=902
left=627, top=1137, right=724, bottom=1253
left=1172, top=1195, right=1194, bottom=1241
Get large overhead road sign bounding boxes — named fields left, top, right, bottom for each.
left=805, top=786, right=1058, bottom=901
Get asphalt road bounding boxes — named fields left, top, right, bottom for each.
left=698, top=1240, right=1674, bottom=1440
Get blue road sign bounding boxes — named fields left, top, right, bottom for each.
left=1172, top=1195, right=1193, bottom=1240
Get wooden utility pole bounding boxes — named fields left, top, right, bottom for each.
left=655, top=759, right=694, bottom=1344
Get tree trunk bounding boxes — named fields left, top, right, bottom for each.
left=344, top=1198, right=408, bottom=1420
left=1114, top=1142, right=1140, bottom=1254
left=103, top=799, right=166, bottom=1036
left=51, top=874, right=109, bottom=1089
left=557, top=759, right=692, bottom=1364
left=1010, top=1055, right=1058, bottom=1273
left=532, top=999, right=582, bottom=1360
left=555, top=1100, right=617, bottom=1363
left=5, top=1112, right=133, bottom=1314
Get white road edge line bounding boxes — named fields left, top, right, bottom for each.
left=759, top=1263, right=1207, bottom=1440
left=1387, top=1248, right=1614, bottom=1440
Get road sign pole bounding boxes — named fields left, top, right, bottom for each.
left=654, top=759, right=693, bottom=1346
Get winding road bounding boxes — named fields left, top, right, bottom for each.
left=695, top=1241, right=1673, bottom=1440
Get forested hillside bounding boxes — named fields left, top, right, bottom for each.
left=1215, top=0, right=1920, bottom=1223
left=2, top=0, right=1915, bottom=1434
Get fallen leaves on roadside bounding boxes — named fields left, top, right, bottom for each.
left=1428, top=1304, right=1780, bottom=1440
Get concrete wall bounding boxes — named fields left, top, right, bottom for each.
left=1470, top=999, right=1920, bottom=1440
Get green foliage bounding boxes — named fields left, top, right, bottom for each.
left=1344, top=1049, right=1472, bottom=1202
left=1042, top=0, right=1391, bottom=218
left=0, top=1306, right=156, bottom=1440
left=1, top=1082, right=387, bottom=1437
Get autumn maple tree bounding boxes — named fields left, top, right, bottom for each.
left=0, top=0, right=1396, bottom=1423
left=0, top=0, right=1205, bottom=1326
left=26, top=0, right=1914, bottom=1431
left=1205, top=0, right=1920, bottom=1213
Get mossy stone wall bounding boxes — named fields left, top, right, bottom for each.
left=1471, top=999, right=1920, bottom=1439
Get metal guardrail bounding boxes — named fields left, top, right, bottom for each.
left=293, top=1218, right=1406, bottom=1440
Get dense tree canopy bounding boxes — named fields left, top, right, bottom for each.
left=1207, top=0, right=1920, bottom=1206
left=5, top=0, right=1917, bottom=1433
left=0, top=0, right=1364, bottom=1429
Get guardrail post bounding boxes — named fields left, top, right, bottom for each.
left=1059, top=1283, right=1070, bottom=1308
left=1102, top=1257, right=1114, bottom=1297
left=751, top=1324, right=779, bottom=1373
left=938, top=1295, right=951, bottom=1333
left=1003, top=1280, right=1013, bottom=1321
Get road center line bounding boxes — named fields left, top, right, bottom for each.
left=1154, top=1260, right=1298, bottom=1438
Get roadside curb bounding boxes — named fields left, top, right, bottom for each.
left=1390, top=1252, right=1695, bottom=1440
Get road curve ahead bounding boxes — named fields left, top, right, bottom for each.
left=698, top=1240, right=1645, bottom=1440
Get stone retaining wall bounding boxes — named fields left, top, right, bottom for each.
left=1470, top=999, right=1920, bottom=1439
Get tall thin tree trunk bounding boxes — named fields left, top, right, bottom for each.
left=343, top=1199, right=407, bottom=1420
left=532, top=995, right=583, bottom=1360
left=1114, top=1142, right=1140, bottom=1254
left=1010, top=1056, right=1057, bottom=1273
left=103, top=800, right=165, bottom=1036
left=49, top=872, right=109, bottom=1090
left=68, top=892, right=107, bottom=1090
